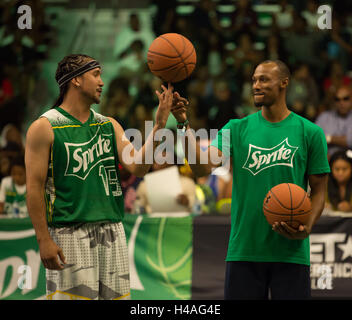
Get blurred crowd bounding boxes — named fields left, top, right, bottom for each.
left=1, top=0, right=352, bottom=217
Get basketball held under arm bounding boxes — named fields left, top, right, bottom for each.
left=272, top=175, right=328, bottom=240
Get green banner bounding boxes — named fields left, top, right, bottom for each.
left=124, top=214, right=193, bottom=300
left=0, top=218, right=46, bottom=300
left=0, top=215, right=193, bottom=300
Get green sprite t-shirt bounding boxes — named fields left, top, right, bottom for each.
left=211, top=111, right=330, bottom=266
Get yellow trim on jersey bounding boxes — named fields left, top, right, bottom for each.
left=5, top=191, right=16, bottom=197
left=89, top=121, right=111, bottom=127
left=52, top=124, right=81, bottom=129
left=47, top=146, right=56, bottom=223
left=51, top=121, right=110, bottom=129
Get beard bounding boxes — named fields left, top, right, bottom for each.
left=253, top=95, right=274, bottom=108
left=82, top=89, right=101, bottom=105
left=254, top=100, right=264, bottom=108
left=92, top=94, right=101, bottom=104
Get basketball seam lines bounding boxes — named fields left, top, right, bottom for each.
left=181, top=36, right=188, bottom=78
left=288, top=183, right=293, bottom=223
left=147, top=50, right=180, bottom=59
left=270, top=186, right=307, bottom=211
left=296, top=189, right=307, bottom=209
left=147, top=48, right=195, bottom=62
left=160, top=35, right=188, bottom=79
left=147, top=56, right=195, bottom=72
left=263, top=207, right=311, bottom=216
left=270, top=189, right=291, bottom=210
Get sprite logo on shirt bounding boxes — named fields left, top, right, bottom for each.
left=242, top=138, right=298, bottom=176
left=64, top=128, right=115, bottom=180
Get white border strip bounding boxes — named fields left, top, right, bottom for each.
left=0, top=229, right=35, bottom=240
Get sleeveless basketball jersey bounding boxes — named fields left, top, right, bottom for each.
left=211, top=111, right=330, bottom=266
left=41, top=107, right=124, bottom=227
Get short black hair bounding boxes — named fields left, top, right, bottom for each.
left=260, top=59, right=291, bottom=80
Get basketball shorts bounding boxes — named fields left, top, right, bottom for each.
left=46, top=222, right=130, bottom=300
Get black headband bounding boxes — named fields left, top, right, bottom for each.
left=57, top=60, right=101, bottom=87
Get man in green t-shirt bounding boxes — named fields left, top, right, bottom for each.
left=25, top=54, right=181, bottom=300
left=171, top=60, right=330, bottom=299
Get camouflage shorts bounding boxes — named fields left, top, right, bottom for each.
left=46, top=222, right=130, bottom=300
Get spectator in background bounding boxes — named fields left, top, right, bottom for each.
left=301, top=0, right=320, bottom=31
left=264, top=33, right=287, bottom=62
left=320, top=16, right=352, bottom=75
left=215, top=161, right=233, bottom=215
left=326, top=149, right=352, bottom=212
left=188, top=0, right=222, bottom=65
left=151, top=0, right=177, bottom=35
left=231, top=33, right=263, bottom=70
left=0, top=141, right=23, bottom=162
left=0, top=123, right=24, bottom=151
left=271, top=0, right=295, bottom=34
left=315, top=85, right=352, bottom=157
left=200, top=79, right=239, bottom=130
left=100, top=77, right=134, bottom=130
left=115, top=40, right=146, bottom=78
left=134, top=150, right=196, bottom=214
left=132, top=76, right=165, bottom=135
left=236, top=62, right=257, bottom=118
left=178, top=158, right=216, bottom=215
left=283, top=15, right=322, bottom=75
left=287, top=64, right=319, bottom=121
left=119, top=163, right=142, bottom=214
left=322, top=60, right=351, bottom=108
left=0, top=69, right=14, bottom=105
left=228, top=0, right=258, bottom=39
left=113, top=12, right=155, bottom=60
left=0, top=141, right=24, bottom=184
left=0, top=154, right=10, bottom=183
left=0, top=156, right=27, bottom=217
left=207, top=32, right=224, bottom=78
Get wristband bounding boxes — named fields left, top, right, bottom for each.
left=176, top=119, right=189, bottom=129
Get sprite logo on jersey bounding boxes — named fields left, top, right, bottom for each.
left=242, top=138, right=298, bottom=176
left=64, top=128, right=114, bottom=180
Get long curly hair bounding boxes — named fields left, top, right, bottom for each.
left=52, top=54, right=94, bottom=108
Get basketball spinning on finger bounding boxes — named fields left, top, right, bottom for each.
left=147, top=33, right=197, bottom=83
left=263, top=183, right=312, bottom=229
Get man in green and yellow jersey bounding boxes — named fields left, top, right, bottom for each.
left=25, top=54, right=184, bottom=300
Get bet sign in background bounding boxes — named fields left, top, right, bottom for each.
left=310, top=217, right=352, bottom=298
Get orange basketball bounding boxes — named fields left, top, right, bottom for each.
left=263, top=183, right=312, bottom=229
left=147, top=33, right=196, bottom=83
